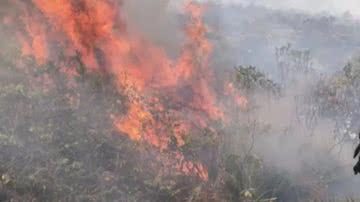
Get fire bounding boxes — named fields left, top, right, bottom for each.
left=225, top=82, right=249, bottom=109
left=175, top=151, right=209, bottom=180
left=19, top=12, right=48, bottom=65
left=114, top=103, right=150, bottom=141
left=15, top=0, right=246, bottom=181
left=31, top=0, right=118, bottom=70
left=184, top=2, right=212, bottom=63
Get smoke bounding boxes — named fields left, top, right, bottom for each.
left=197, top=3, right=360, bottom=197
left=214, top=0, right=360, bottom=17
left=206, top=3, right=360, bottom=78
left=123, top=0, right=184, bottom=57
left=251, top=77, right=360, bottom=197
left=223, top=39, right=360, bottom=199
left=3, top=0, right=360, bottom=200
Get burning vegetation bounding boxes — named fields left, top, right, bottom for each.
left=1, top=0, right=360, bottom=201
left=16, top=0, right=240, bottom=181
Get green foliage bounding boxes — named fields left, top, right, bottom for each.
left=235, top=66, right=280, bottom=96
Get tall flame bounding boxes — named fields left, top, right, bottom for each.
left=16, top=0, right=247, bottom=181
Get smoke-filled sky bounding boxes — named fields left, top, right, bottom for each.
left=211, top=0, right=360, bottom=17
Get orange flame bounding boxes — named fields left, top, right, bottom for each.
left=15, top=0, right=247, bottom=181
left=225, top=82, right=249, bottom=109
left=19, top=13, right=48, bottom=65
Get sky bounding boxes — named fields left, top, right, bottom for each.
left=213, top=0, right=360, bottom=17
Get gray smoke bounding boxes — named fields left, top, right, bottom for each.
left=205, top=3, right=360, bottom=198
